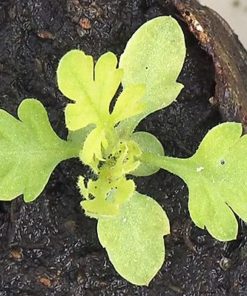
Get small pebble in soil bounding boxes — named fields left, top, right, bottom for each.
left=209, top=96, right=219, bottom=106
left=219, top=256, right=232, bottom=271
left=9, top=247, right=23, bottom=261
left=39, top=276, right=52, bottom=288
left=79, top=18, right=91, bottom=30
left=37, top=31, right=55, bottom=40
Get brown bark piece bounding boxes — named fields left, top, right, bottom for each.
left=173, top=0, right=247, bottom=129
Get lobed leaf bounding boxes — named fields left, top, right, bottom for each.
left=57, top=50, right=122, bottom=131
left=57, top=50, right=146, bottom=168
left=185, top=122, right=247, bottom=241
left=79, top=176, right=135, bottom=218
left=97, top=192, right=170, bottom=285
left=0, top=99, right=79, bottom=202
left=118, top=16, right=186, bottom=135
left=58, top=50, right=146, bottom=130
left=152, top=123, right=247, bottom=241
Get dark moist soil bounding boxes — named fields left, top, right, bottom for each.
left=0, top=0, right=246, bottom=295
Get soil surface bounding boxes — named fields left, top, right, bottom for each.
left=0, top=0, right=246, bottom=295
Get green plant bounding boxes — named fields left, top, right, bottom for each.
left=0, top=16, right=247, bottom=286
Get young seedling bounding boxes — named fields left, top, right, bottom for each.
left=0, top=16, right=247, bottom=286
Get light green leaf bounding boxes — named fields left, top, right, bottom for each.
left=184, top=122, right=247, bottom=241
left=95, top=52, right=123, bottom=115
left=105, top=139, right=142, bottom=177
left=118, top=16, right=186, bottom=135
left=57, top=50, right=122, bottom=131
left=79, top=176, right=135, bottom=218
left=110, top=84, right=146, bottom=124
left=58, top=50, right=146, bottom=169
left=131, top=131, right=164, bottom=176
left=67, top=125, right=94, bottom=146
left=0, top=99, right=79, bottom=202
left=80, top=126, right=108, bottom=171
left=145, top=122, right=247, bottom=241
left=97, top=192, right=170, bottom=285
left=57, top=50, right=94, bottom=104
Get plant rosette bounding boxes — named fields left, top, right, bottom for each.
left=0, top=16, right=247, bottom=286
